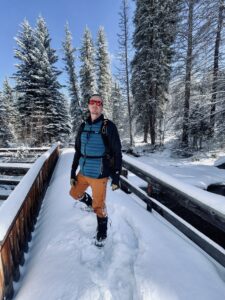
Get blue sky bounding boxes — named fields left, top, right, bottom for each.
left=0, top=0, right=134, bottom=88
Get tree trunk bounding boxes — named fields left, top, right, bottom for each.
left=149, top=78, right=157, bottom=145
left=149, top=114, right=156, bottom=145
left=143, top=121, right=149, bottom=143
left=210, top=0, right=224, bottom=133
left=122, top=0, right=133, bottom=146
left=182, top=0, right=194, bottom=148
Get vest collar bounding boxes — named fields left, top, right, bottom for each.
left=87, top=114, right=104, bottom=125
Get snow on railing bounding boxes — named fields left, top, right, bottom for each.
left=121, top=154, right=225, bottom=268
left=122, top=154, right=225, bottom=224
left=0, top=143, right=60, bottom=300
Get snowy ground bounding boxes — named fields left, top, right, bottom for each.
left=13, top=149, right=225, bottom=300
left=132, top=148, right=225, bottom=190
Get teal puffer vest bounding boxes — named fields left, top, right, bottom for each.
left=79, top=120, right=105, bottom=178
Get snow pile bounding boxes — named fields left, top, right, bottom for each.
left=214, top=156, right=225, bottom=167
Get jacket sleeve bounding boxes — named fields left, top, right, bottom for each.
left=108, top=122, right=122, bottom=174
left=71, top=123, right=84, bottom=178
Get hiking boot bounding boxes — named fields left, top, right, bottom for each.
left=80, top=192, right=92, bottom=207
left=95, top=216, right=108, bottom=247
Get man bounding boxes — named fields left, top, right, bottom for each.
left=70, top=94, right=122, bottom=247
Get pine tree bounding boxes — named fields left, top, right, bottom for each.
left=131, top=0, right=178, bottom=144
left=209, top=0, right=225, bottom=133
left=169, top=0, right=225, bottom=148
left=14, top=17, right=70, bottom=145
left=2, top=78, right=18, bottom=135
left=131, top=0, right=152, bottom=143
left=96, top=27, right=112, bottom=118
left=13, top=19, right=37, bottom=142
left=181, top=0, right=194, bottom=147
left=117, top=0, right=133, bottom=146
left=0, top=92, right=15, bottom=147
left=53, top=94, right=71, bottom=142
left=79, top=27, right=96, bottom=109
left=62, top=23, right=82, bottom=135
left=111, top=80, right=126, bottom=138
left=33, top=16, right=69, bottom=144
left=189, top=103, right=209, bottom=149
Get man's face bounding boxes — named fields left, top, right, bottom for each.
left=88, top=96, right=103, bottom=117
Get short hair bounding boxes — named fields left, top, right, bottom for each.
left=91, top=93, right=102, bottom=99
left=90, top=94, right=102, bottom=100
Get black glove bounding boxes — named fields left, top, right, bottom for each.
left=70, top=169, right=77, bottom=186
left=111, top=170, right=120, bottom=191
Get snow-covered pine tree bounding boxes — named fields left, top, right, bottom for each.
left=192, top=0, right=225, bottom=141
left=111, top=80, right=126, bottom=139
left=13, top=19, right=37, bottom=142
left=53, top=94, right=71, bottom=143
left=33, top=16, right=67, bottom=144
left=168, top=0, right=225, bottom=149
left=181, top=0, right=194, bottom=147
left=209, top=0, right=225, bottom=134
left=2, top=78, right=18, bottom=137
left=0, top=92, right=15, bottom=147
left=131, top=0, right=178, bottom=144
left=96, top=27, right=112, bottom=118
left=117, top=0, right=133, bottom=146
left=79, top=27, right=96, bottom=110
left=131, top=0, right=151, bottom=143
left=62, top=23, right=82, bottom=135
left=189, top=103, right=209, bottom=150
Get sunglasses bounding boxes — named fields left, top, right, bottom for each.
left=89, top=99, right=103, bottom=106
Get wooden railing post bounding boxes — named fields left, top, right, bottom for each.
left=120, top=168, right=131, bottom=194
left=0, top=240, right=14, bottom=300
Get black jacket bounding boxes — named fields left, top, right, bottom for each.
left=71, top=114, right=122, bottom=181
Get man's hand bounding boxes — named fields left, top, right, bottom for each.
left=70, top=178, right=77, bottom=186
left=112, top=184, right=119, bottom=191
left=111, top=170, right=120, bottom=191
left=70, top=169, right=77, bottom=186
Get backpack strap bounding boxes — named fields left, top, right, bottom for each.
left=101, top=119, right=108, bottom=135
left=101, top=119, right=111, bottom=156
left=79, top=122, right=86, bottom=133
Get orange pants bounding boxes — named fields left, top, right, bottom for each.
left=69, top=173, right=108, bottom=218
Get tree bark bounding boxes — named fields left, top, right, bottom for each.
left=143, top=121, right=149, bottom=143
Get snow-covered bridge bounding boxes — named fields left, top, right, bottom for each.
left=1, top=147, right=225, bottom=300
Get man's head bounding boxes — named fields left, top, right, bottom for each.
left=88, top=94, right=103, bottom=120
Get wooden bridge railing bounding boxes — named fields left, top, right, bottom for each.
left=120, top=154, right=225, bottom=268
left=0, top=144, right=60, bottom=300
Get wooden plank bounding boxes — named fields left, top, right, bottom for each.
left=0, top=178, right=20, bottom=185
left=0, top=148, right=49, bottom=152
left=0, top=175, right=23, bottom=181
left=0, top=190, right=11, bottom=200
left=0, top=163, right=31, bottom=176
